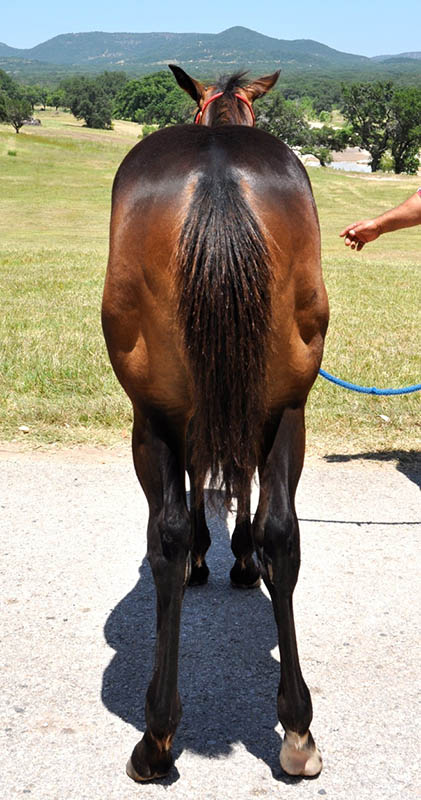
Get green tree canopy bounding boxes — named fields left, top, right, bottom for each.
left=2, top=95, right=32, bottom=133
left=95, top=71, right=128, bottom=100
left=61, top=76, right=113, bottom=129
left=0, top=69, right=20, bottom=96
left=282, top=78, right=342, bottom=114
left=255, top=93, right=310, bottom=146
left=389, top=86, right=421, bottom=174
left=21, top=84, right=45, bottom=110
left=114, top=71, right=194, bottom=125
left=307, top=125, right=355, bottom=166
left=0, top=69, right=20, bottom=121
left=255, top=95, right=352, bottom=165
left=47, top=88, right=66, bottom=111
left=341, top=81, right=394, bottom=171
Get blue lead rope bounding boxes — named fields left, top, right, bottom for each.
left=318, top=368, right=421, bottom=396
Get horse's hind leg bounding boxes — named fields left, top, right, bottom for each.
left=126, top=408, right=191, bottom=782
left=187, top=480, right=211, bottom=586
left=253, top=406, right=322, bottom=777
left=186, top=455, right=211, bottom=586
left=230, top=494, right=261, bottom=588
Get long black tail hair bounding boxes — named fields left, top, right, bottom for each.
left=177, top=170, right=272, bottom=507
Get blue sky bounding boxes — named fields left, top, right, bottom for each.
left=2, top=0, right=420, bottom=57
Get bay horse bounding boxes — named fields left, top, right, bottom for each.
left=102, top=65, right=329, bottom=781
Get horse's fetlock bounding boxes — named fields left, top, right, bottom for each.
left=146, top=691, right=182, bottom=738
left=278, top=685, right=312, bottom=734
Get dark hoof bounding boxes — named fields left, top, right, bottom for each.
left=127, top=734, right=174, bottom=782
left=230, top=557, right=261, bottom=589
left=188, top=559, right=209, bottom=586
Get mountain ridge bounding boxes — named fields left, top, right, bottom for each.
left=0, top=27, right=420, bottom=81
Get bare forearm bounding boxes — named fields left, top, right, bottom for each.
left=340, top=190, right=421, bottom=250
left=376, top=192, right=421, bottom=234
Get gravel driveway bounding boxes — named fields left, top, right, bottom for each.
left=1, top=445, right=419, bottom=799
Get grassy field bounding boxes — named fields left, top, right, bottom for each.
left=0, top=110, right=419, bottom=460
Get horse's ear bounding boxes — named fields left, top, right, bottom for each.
left=241, top=70, right=281, bottom=102
left=168, top=65, right=206, bottom=105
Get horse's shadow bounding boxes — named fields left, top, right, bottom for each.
left=102, top=491, right=292, bottom=781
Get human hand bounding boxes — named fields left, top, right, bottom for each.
left=339, top=219, right=381, bottom=250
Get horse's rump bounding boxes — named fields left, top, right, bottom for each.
left=104, top=125, right=325, bottom=504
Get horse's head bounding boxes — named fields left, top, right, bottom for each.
left=169, top=65, right=280, bottom=127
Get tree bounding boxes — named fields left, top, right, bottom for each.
left=255, top=93, right=310, bottom=146
left=75, top=85, right=112, bottom=129
left=308, top=125, right=355, bottom=166
left=48, top=88, right=66, bottom=111
left=341, top=82, right=395, bottom=172
left=2, top=95, right=32, bottom=133
left=281, top=77, right=342, bottom=114
left=62, top=76, right=113, bottom=129
left=0, top=69, right=19, bottom=99
left=255, top=95, right=355, bottom=165
left=318, top=110, right=331, bottom=124
left=0, top=69, right=20, bottom=121
left=389, top=87, right=421, bottom=174
left=21, top=84, right=49, bottom=110
left=38, top=87, right=48, bottom=110
left=114, top=71, right=193, bottom=126
left=95, top=71, right=128, bottom=100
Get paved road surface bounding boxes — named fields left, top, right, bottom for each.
left=1, top=446, right=419, bottom=799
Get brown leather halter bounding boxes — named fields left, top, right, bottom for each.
left=194, top=91, right=255, bottom=125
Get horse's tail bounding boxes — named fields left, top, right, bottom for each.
left=177, top=170, right=272, bottom=507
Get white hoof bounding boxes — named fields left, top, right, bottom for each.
left=280, top=731, right=322, bottom=777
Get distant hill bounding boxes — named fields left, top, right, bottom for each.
left=372, top=51, right=421, bottom=62
left=0, top=28, right=370, bottom=69
left=1, top=27, right=421, bottom=83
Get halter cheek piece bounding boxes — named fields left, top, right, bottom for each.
left=194, top=92, right=256, bottom=125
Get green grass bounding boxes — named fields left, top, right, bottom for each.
left=0, top=111, right=420, bottom=458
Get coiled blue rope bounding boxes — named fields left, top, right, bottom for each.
left=318, top=368, right=421, bottom=396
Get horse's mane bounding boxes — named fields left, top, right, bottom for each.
left=216, top=72, right=248, bottom=94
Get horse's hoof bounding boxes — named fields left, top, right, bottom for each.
left=126, top=736, right=173, bottom=782
left=126, top=757, right=147, bottom=782
left=188, top=560, right=209, bottom=586
left=280, top=730, right=322, bottom=777
left=230, top=557, right=261, bottom=589
left=126, top=757, right=171, bottom=782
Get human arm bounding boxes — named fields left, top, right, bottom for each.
left=339, top=189, right=421, bottom=251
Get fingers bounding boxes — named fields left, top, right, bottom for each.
left=348, top=238, right=365, bottom=250
left=340, top=223, right=365, bottom=251
left=340, top=219, right=372, bottom=251
left=339, top=223, right=358, bottom=238
left=343, top=229, right=361, bottom=248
